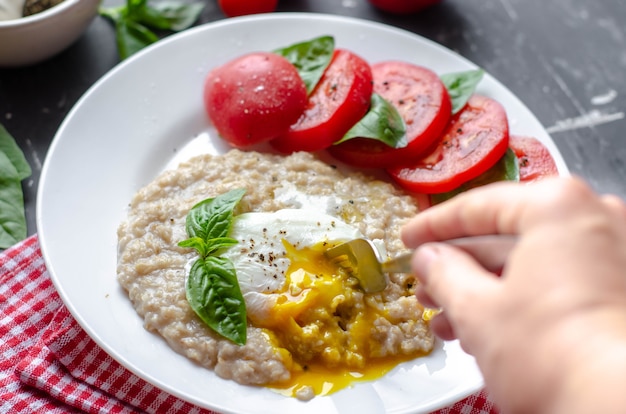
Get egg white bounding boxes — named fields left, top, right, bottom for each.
left=220, top=209, right=363, bottom=320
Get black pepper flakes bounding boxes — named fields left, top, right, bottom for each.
left=520, top=157, right=530, bottom=167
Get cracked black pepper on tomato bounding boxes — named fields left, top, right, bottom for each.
left=202, top=35, right=559, bottom=201
left=270, top=48, right=374, bottom=153
left=329, top=61, right=452, bottom=168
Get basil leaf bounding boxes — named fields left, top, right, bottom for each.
left=184, top=188, right=245, bottom=242
left=274, top=35, right=335, bottom=95
left=100, top=0, right=203, bottom=60
left=186, top=256, right=247, bottom=346
left=0, top=152, right=27, bottom=248
left=179, top=188, right=247, bottom=344
left=100, top=7, right=158, bottom=60
left=142, top=2, right=204, bottom=31
left=430, top=147, right=519, bottom=205
left=0, top=124, right=31, bottom=180
left=440, top=69, right=484, bottom=114
left=336, top=93, right=407, bottom=148
left=205, top=237, right=239, bottom=255
left=126, top=0, right=147, bottom=15
left=178, top=236, right=208, bottom=257
left=0, top=125, right=30, bottom=249
left=117, top=18, right=159, bottom=60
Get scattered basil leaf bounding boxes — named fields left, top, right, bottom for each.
left=187, top=256, right=247, bottom=346
left=107, top=10, right=159, bottom=60
left=335, top=93, right=408, bottom=148
left=100, top=0, right=204, bottom=60
left=0, top=125, right=31, bottom=249
left=0, top=124, right=31, bottom=180
left=430, top=147, right=519, bottom=205
left=274, top=35, right=335, bottom=95
left=178, top=188, right=247, bottom=345
left=132, top=1, right=205, bottom=31
left=440, top=69, right=485, bottom=114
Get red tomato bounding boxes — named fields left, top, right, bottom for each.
left=388, top=95, right=510, bottom=193
left=270, top=49, right=373, bottom=153
left=509, top=135, right=559, bottom=181
left=328, top=61, right=451, bottom=168
left=368, top=0, right=441, bottom=14
left=218, top=0, right=278, bottom=17
left=203, top=52, right=307, bottom=148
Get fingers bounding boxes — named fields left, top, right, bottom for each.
left=602, top=194, right=626, bottom=220
left=401, top=180, right=525, bottom=247
left=429, top=313, right=456, bottom=341
left=415, top=287, right=456, bottom=340
left=413, top=243, right=500, bottom=348
left=401, top=176, right=594, bottom=248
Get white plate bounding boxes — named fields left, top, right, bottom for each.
left=37, top=13, right=568, bottom=414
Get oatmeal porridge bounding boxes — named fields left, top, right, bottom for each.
left=116, top=149, right=434, bottom=400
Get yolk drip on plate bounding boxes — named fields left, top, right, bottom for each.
left=250, top=240, right=428, bottom=398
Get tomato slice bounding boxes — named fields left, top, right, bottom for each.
left=270, top=49, right=373, bottom=153
left=328, top=61, right=451, bottom=168
left=387, top=95, right=510, bottom=193
left=509, top=135, right=559, bottom=181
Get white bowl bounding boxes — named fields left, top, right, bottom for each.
left=0, top=0, right=100, bottom=67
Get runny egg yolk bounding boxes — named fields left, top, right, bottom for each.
left=251, top=240, right=427, bottom=398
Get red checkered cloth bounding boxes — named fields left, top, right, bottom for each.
left=1, top=235, right=499, bottom=414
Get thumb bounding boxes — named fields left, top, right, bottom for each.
left=413, top=243, right=500, bottom=350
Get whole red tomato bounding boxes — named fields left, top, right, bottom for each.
left=203, top=52, right=307, bottom=147
left=218, top=0, right=278, bottom=17
left=367, top=0, right=441, bottom=14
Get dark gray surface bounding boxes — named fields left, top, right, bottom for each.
left=1, top=0, right=624, bottom=237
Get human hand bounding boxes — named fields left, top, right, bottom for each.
left=401, top=177, right=626, bottom=413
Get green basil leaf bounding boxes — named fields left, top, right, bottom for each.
left=335, top=93, right=407, bottom=148
left=116, top=18, right=159, bottom=60
left=179, top=236, right=238, bottom=257
left=440, top=69, right=484, bottom=114
left=0, top=151, right=27, bottom=248
left=205, top=237, right=239, bottom=255
left=100, top=0, right=203, bottom=60
left=430, top=147, right=519, bottom=205
left=142, top=2, right=204, bottom=31
left=186, top=256, right=247, bottom=346
left=180, top=189, right=247, bottom=344
left=100, top=6, right=159, bottom=60
left=274, top=35, right=335, bottom=95
left=185, top=188, right=246, bottom=242
left=0, top=123, right=31, bottom=181
left=127, top=0, right=147, bottom=14
left=178, top=236, right=208, bottom=257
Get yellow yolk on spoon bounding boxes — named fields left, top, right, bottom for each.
left=251, top=240, right=427, bottom=398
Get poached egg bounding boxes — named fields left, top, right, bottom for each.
left=220, top=208, right=420, bottom=399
